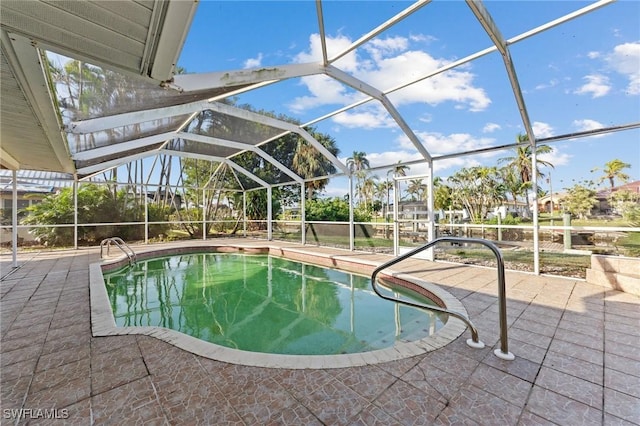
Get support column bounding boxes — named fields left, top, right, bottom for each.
left=300, top=183, right=306, bottom=245
left=267, top=187, right=273, bottom=241
left=73, top=179, right=78, bottom=250
left=11, top=170, right=18, bottom=268
left=426, top=161, right=435, bottom=260
left=243, top=192, right=247, bottom=237
left=563, top=213, right=572, bottom=250
left=531, top=147, right=540, bottom=274
left=144, top=185, right=149, bottom=244
left=393, top=177, right=399, bottom=256
left=348, top=175, right=354, bottom=251
left=202, top=188, right=206, bottom=240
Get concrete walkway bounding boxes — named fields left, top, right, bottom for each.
left=1, top=240, right=639, bottom=425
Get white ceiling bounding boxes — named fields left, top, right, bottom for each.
left=0, top=0, right=197, bottom=173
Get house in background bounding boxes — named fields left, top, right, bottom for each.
left=535, top=181, right=640, bottom=216
left=594, top=180, right=640, bottom=215
left=537, top=192, right=569, bottom=214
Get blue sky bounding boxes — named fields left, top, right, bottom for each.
left=178, top=0, right=639, bottom=198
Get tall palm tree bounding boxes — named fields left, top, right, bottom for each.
left=406, top=179, right=427, bottom=202
left=387, top=161, right=410, bottom=200
left=376, top=180, right=394, bottom=220
left=360, top=175, right=377, bottom=210
left=499, top=166, right=525, bottom=207
left=346, top=151, right=370, bottom=174
left=499, top=134, right=554, bottom=210
left=347, top=151, right=370, bottom=205
left=592, top=159, right=631, bottom=190
left=292, top=135, right=339, bottom=200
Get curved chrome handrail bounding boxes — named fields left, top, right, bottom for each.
left=371, top=237, right=514, bottom=360
left=100, top=237, right=137, bottom=265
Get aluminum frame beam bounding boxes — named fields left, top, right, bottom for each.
left=178, top=132, right=304, bottom=183
left=71, top=132, right=177, bottom=161
left=326, top=65, right=432, bottom=161
left=466, top=0, right=535, bottom=144
left=160, top=149, right=270, bottom=188
left=327, top=0, right=432, bottom=65
left=168, top=62, right=325, bottom=93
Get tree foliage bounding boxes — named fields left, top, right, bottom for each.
left=592, top=159, right=631, bottom=189
left=609, top=189, right=640, bottom=225
left=498, top=137, right=554, bottom=207
left=305, top=198, right=371, bottom=222
left=433, top=178, right=452, bottom=211
left=447, top=166, right=506, bottom=223
left=564, top=184, right=598, bottom=219
left=22, top=184, right=170, bottom=245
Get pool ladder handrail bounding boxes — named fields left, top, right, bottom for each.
left=371, top=236, right=514, bottom=360
left=100, top=237, right=137, bottom=265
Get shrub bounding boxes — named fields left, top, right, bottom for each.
left=305, top=198, right=371, bottom=222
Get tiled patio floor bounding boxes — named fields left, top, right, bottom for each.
left=1, top=240, right=639, bottom=425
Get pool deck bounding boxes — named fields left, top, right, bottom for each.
left=1, top=239, right=639, bottom=425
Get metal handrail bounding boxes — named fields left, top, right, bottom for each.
left=100, top=237, right=137, bottom=264
left=371, top=237, right=514, bottom=360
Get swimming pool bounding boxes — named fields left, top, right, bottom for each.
left=90, top=244, right=469, bottom=368
left=103, top=253, right=445, bottom=355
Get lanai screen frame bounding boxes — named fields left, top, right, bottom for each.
left=5, top=0, right=640, bottom=273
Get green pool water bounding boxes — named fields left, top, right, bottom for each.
left=103, top=253, right=445, bottom=356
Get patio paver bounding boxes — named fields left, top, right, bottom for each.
left=1, top=240, right=639, bottom=425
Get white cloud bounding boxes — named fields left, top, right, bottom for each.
left=364, top=36, right=409, bottom=62
left=243, top=53, right=263, bottom=69
left=587, top=51, right=600, bottom=59
left=361, top=49, right=490, bottom=111
left=606, top=41, right=640, bottom=95
left=573, top=118, right=606, bottom=138
left=574, top=74, right=611, bottom=98
left=294, top=33, right=360, bottom=72
left=409, top=34, right=437, bottom=44
left=433, top=157, right=481, bottom=174
left=397, top=131, right=497, bottom=157
left=539, top=146, right=571, bottom=167
left=365, top=151, right=424, bottom=169
left=534, top=79, right=558, bottom=91
left=418, top=113, right=433, bottom=123
left=288, top=75, right=365, bottom=113
left=482, top=123, right=501, bottom=133
left=288, top=33, right=491, bottom=121
left=332, top=105, right=396, bottom=129
left=573, top=118, right=603, bottom=131
left=532, top=122, right=555, bottom=139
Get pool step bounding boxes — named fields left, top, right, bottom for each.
left=585, top=254, right=640, bottom=296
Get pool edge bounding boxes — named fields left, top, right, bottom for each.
left=90, top=243, right=469, bottom=369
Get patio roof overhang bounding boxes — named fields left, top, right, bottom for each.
left=0, top=0, right=197, bottom=173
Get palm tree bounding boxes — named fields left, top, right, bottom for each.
left=347, top=151, right=370, bottom=205
left=346, top=151, right=370, bottom=174
left=387, top=161, right=410, bottom=200
left=499, top=166, right=525, bottom=207
left=406, top=179, right=427, bottom=202
left=592, top=159, right=631, bottom=190
left=499, top=134, right=554, bottom=212
left=292, top=134, right=339, bottom=200
left=360, top=175, right=377, bottom=210
left=376, top=180, right=394, bottom=220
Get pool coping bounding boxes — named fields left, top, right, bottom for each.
left=89, top=243, right=469, bottom=369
